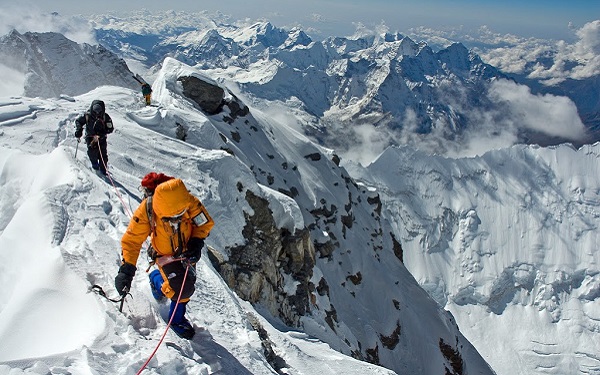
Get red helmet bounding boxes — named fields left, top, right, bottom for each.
left=140, top=172, right=174, bottom=196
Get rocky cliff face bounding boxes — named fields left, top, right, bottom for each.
left=173, top=66, right=495, bottom=374
left=177, top=73, right=314, bottom=325
left=209, top=190, right=315, bottom=326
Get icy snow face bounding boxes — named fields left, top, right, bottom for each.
left=152, top=59, right=496, bottom=375
left=367, top=143, right=600, bottom=308
left=362, top=143, right=600, bottom=374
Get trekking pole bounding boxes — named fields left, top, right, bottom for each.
left=132, top=75, right=144, bottom=85
left=75, top=138, right=80, bottom=158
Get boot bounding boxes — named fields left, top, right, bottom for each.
left=169, top=301, right=194, bottom=339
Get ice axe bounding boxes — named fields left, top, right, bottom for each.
left=132, top=75, right=144, bottom=85
left=90, top=284, right=130, bottom=313
left=119, top=286, right=129, bottom=312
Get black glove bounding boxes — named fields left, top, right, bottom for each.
left=75, top=129, right=83, bottom=138
left=115, top=262, right=136, bottom=296
left=183, top=237, right=204, bottom=263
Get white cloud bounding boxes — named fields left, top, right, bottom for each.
left=575, top=20, right=600, bottom=55
left=340, top=123, right=394, bottom=166
left=488, top=79, right=587, bottom=141
left=409, top=20, right=600, bottom=85
left=0, top=64, right=26, bottom=97
left=570, top=20, right=600, bottom=79
left=311, top=13, right=326, bottom=23
left=374, top=79, right=589, bottom=159
left=0, top=4, right=96, bottom=45
left=473, top=21, right=600, bottom=83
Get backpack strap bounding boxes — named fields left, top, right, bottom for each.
left=144, top=195, right=157, bottom=270
left=146, top=195, right=155, bottom=232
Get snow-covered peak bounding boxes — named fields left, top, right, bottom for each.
left=282, top=27, right=313, bottom=49
left=235, top=21, right=289, bottom=48
left=396, top=36, right=419, bottom=56
left=0, top=30, right=138, bottom=98
left=437, top=42, right=476, bottom=72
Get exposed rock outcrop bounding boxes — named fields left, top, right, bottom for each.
left=177, top=75, right=250, bottom=120
left=178, top=75, right=225, bottom=114
left=209, top=190, right=315, bottom=326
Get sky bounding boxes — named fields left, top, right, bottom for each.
left=7, top=0, right=600, bottom=41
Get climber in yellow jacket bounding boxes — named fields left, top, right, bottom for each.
left=115, top=172, right=214, bottom=339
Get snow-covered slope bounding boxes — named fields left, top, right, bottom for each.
left=2, top=14, right=599, bottom=375
left=0, top=57, right=496, bottom=374
left=0, top=90, right=396, bottom=375
left=348, top=144, right=600, bottom=374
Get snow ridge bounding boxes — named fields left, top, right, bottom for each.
left=0, top=53, right=495, bottom=374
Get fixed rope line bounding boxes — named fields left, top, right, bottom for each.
left=91, top=135, right=189, bottom=372
left=135, top=263, right=191, bottom=375
left=99, top=147, right=134, bottom=218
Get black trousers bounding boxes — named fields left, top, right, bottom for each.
left=86, top=137, right=108, bottom=172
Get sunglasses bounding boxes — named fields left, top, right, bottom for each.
left=162, top=209, right=187, bottom=223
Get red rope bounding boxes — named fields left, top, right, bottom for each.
left=135, top=263, right=190, bottom=375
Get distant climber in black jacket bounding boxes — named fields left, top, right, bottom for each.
left=74, top=99, right=114, bottom=175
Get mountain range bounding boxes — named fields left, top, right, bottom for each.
left=0, top=10, right=599, bottom=375
left=88, top=12, right=597, bottom=156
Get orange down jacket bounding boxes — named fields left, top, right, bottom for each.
left=120, top=178, right=214, bottom=266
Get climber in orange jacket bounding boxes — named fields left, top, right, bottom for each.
left=115, top=172, right=214, bottom=339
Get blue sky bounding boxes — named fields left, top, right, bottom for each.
left=9, top=0, right=600, bottom=40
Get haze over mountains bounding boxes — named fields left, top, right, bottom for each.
left=0, top=10, right=599, bottom=375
